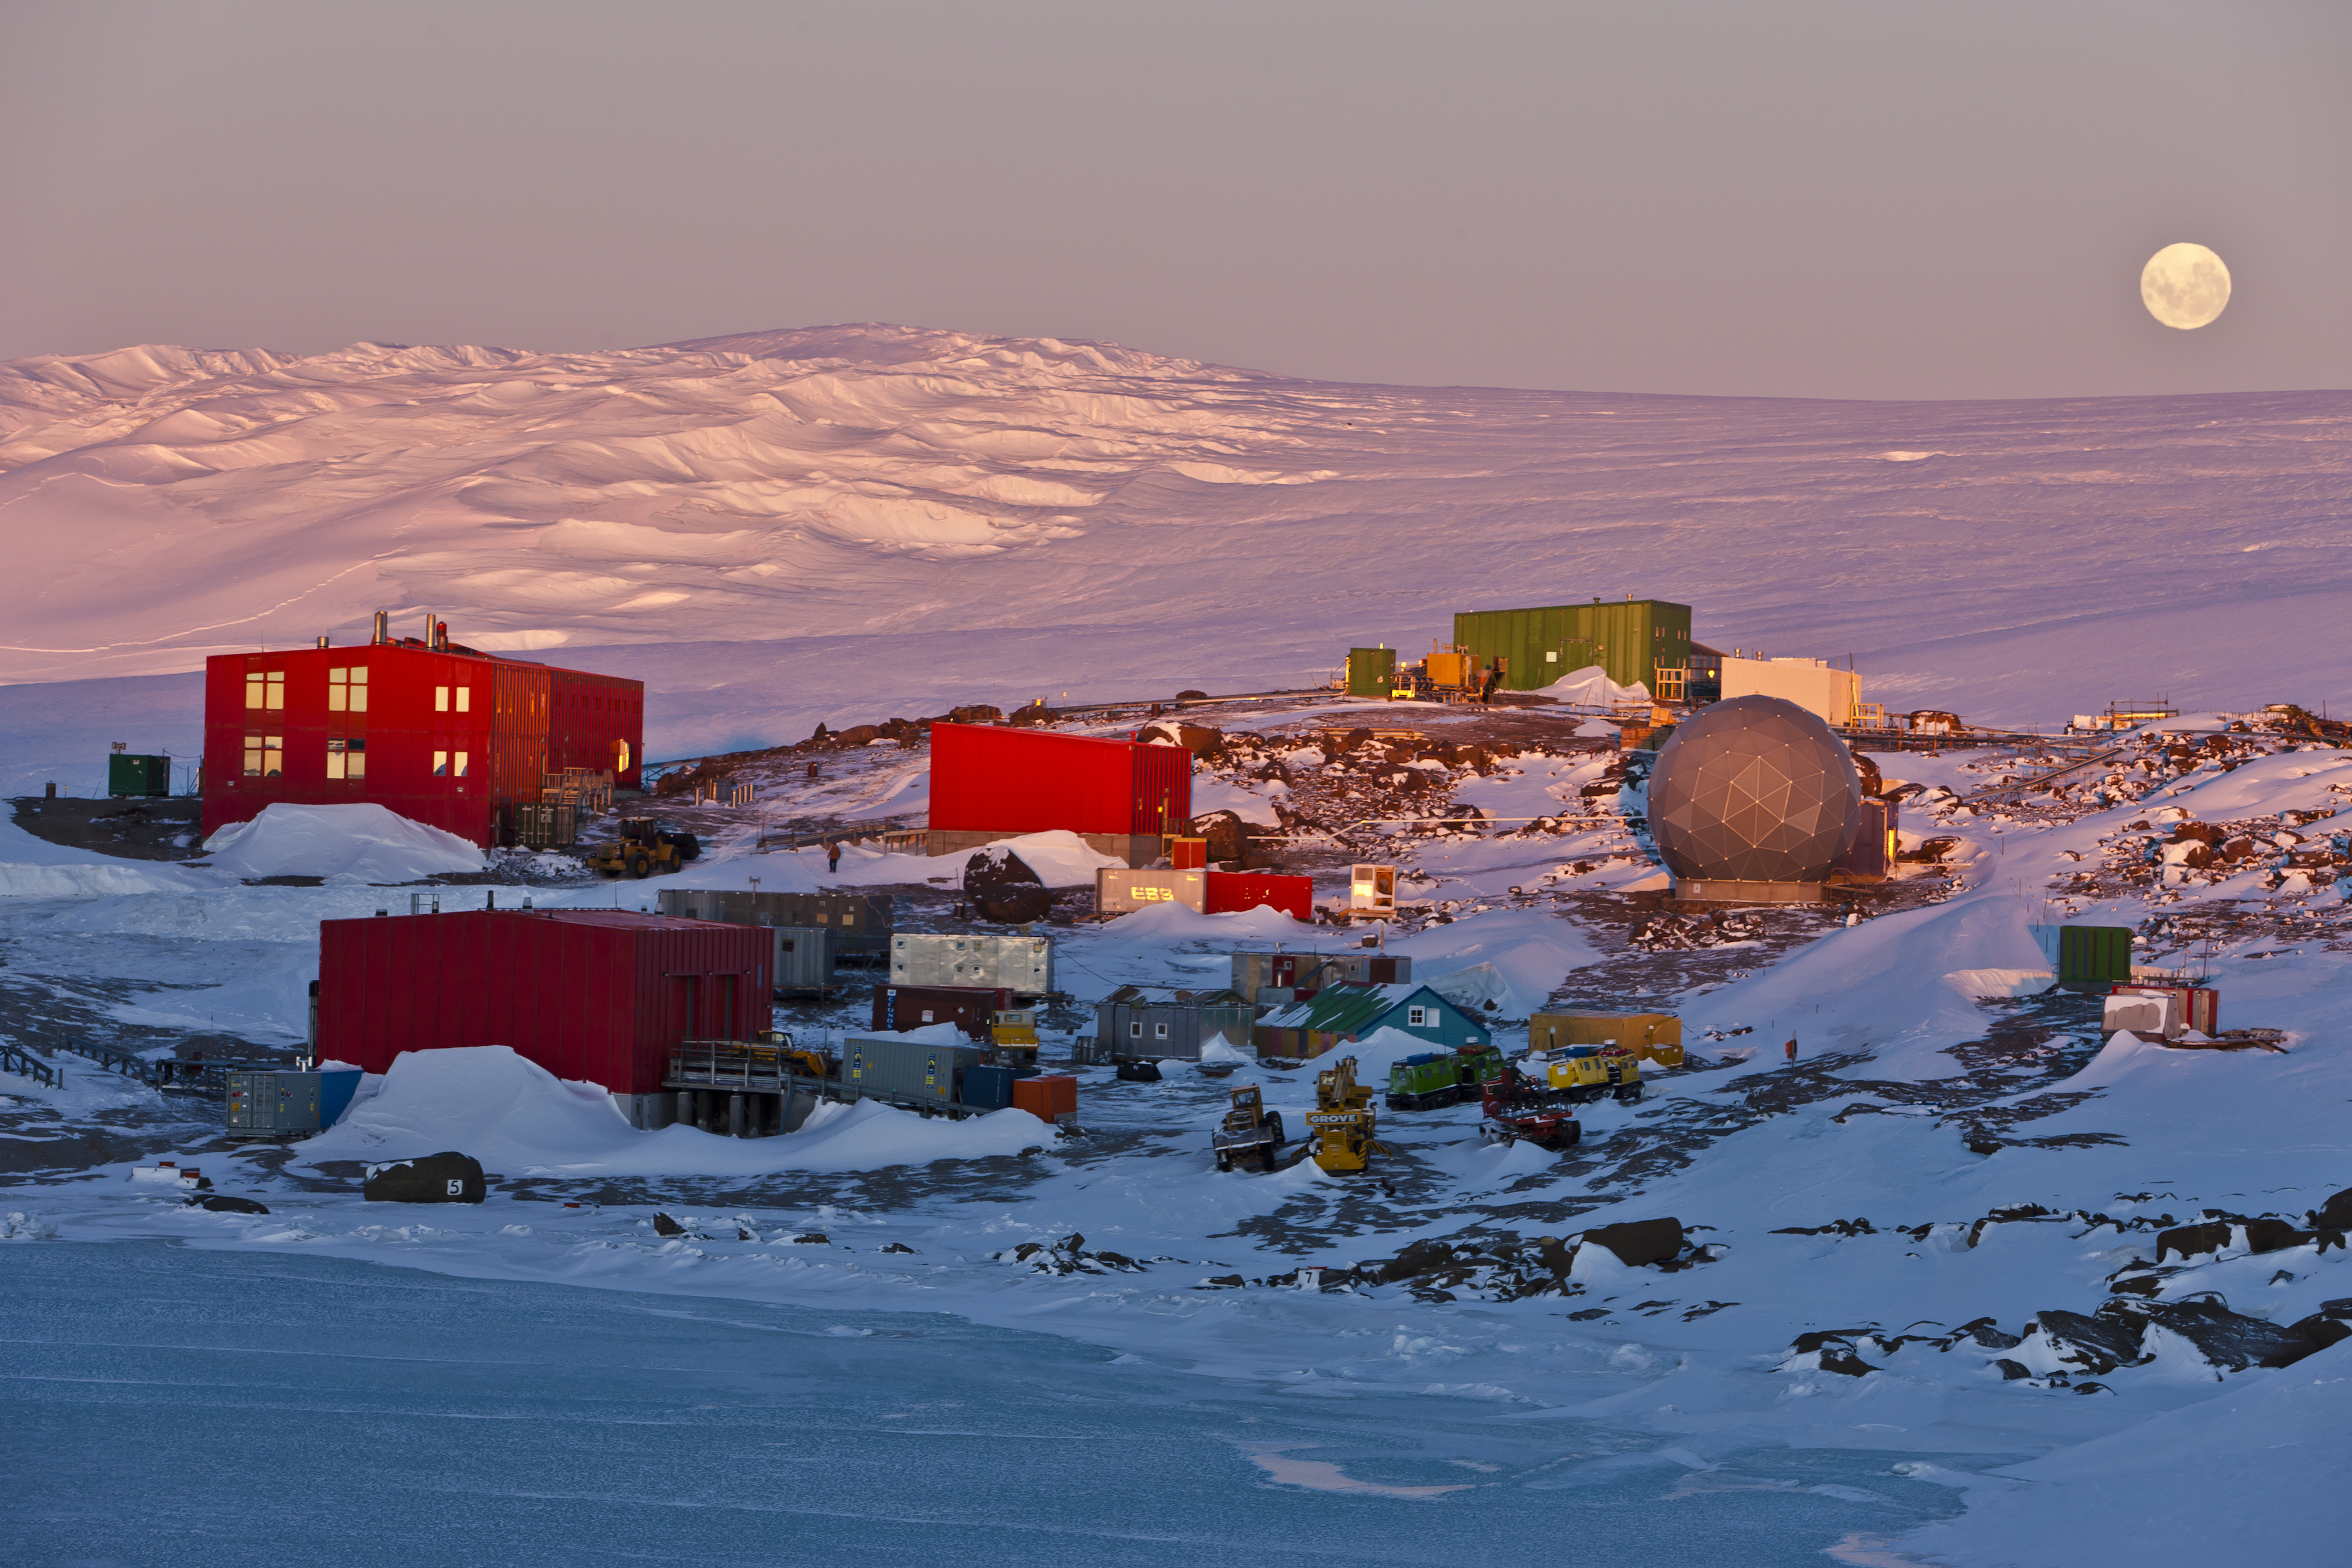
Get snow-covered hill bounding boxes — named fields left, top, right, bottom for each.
left=2, top=324, right=2347, bottom=787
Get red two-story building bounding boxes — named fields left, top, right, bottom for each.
left=202, top=618, right=645, bottom=848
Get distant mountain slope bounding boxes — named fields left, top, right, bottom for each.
left=3, top=324, right=2347, bottom=733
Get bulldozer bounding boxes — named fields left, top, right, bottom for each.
left=1308, top=1056, right=1386, bottom=1173
left=1212, top=1083, right=1286, bottom=1172
left=585, top=818, right=702, bottom=880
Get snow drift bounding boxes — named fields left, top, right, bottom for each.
left=199, top=803, right=485, bottom=883
left=298, top=1046, right=1052, bottom=1176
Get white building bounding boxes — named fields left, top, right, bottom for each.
left=1718, top=656, right=1861, bottom=727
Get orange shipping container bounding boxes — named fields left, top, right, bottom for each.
left=1012, top=1075, right=1078, bottom=1122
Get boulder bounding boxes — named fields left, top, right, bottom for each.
left=831, top=724, right=881, bottom=747
left=2139, top=1297, right=2321, bottom=1370
left=188, top=1194, right=269, bottom=1214
left=1139, top=720, right=1224, bottom=755
left=2308, top=1188, right=2352, bottom=1231
left=2243, top=1217, right=2306, bottom=1254
left=1580, top=1217, right=1684, bottom=1267
left=1851, top=751, right=1884, bottom=797
left=1175, top=689, right=1209, bottom=700
left=1185, top=809, right=1249, bottom=865
left=965, top=845, right=1054, bottom=922
left=2157, top=1220, right=2232, bottom=1262
left=964, top=845, right=1045, bottom=902
left=2031, top=1306, right=2147, bottom=1375
left=363, top=1151, right=487, bottom=1204
left=1379, top=1239, right=1457, bottom=1283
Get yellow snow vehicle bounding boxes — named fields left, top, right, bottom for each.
left=1307, top=1056, right=1384, bottom=1173
left=1316, top=1054, right=1375, bottom=1113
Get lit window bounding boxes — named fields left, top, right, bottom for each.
left=433, top=750, right=448, bottom=776
left=328, top=667, right=369, bottom=712
left=435, top=686, right=449, bottom=712
left=243, top=734, right=283, bottom=777
left=454, top=751, right=469, bottom=778
left=327, top=738, right=368, bottom=780
left=455, top=686, right=471, bottom=713
left=244, top=670, right=284, bottom=710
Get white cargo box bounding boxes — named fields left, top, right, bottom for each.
left=889, top=932, right=1053, bottom=994
left=1095, top=867, right=1206, bottom=916
left=2103, top=991, right=2180, bottom=1040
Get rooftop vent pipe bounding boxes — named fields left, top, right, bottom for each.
left=372, top=610, right=389, bottom=645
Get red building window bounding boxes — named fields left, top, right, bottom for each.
left=327, top=738, right=366, bottom=780
left=328, top=666, right=369, bottom=712
left=243, top=734, right=282, bottom=776
left=245, top=670, right=284, bottom=710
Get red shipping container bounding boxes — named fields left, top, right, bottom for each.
left=1012, top=1075, right=1078, bottom=1122
left=1205, top=871, right=1314, bottom=921
left=317, top=910, right=771, bottom=1096
left=202, top=633, right=645, bottom=848
left=930, top=724, right=1191, bottom=836
left=1170, top=836, right=1209, bottom=869
left=871, top=983, right=1013, bottom=1039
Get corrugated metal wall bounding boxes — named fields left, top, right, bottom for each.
left=203, top=641, right=645, bottom=847
left=318, top=910, right=771, bottom=1094
left=1451, top=599, right=1692, bottom=694
left=931, top=724, right=1192, bottom=835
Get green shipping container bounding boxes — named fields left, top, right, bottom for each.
left=2057, top=925, right=2133, bottom=986
left=1345, top=646, right=1396, bottom=697
left=108, top=754, right=172, bottom=798
left=1452, top=599, right=1693, bottom=695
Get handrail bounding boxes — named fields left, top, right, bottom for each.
left=49, top=1037, right=279, bottom=1094
left=0, top=1042, right=59, bottom=1089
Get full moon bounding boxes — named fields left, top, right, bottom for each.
left=2140, top=242, right=2231, bottom=329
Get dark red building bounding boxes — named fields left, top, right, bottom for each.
left=930, top=723, right=1191, bottom=836
left=316, top=909, right=771, bottom=1113
left=202, top=619, right=643, bottom=847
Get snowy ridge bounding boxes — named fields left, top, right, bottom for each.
left=2, top=324, right=2347, bottom=754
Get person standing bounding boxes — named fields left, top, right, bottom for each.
left=1784, top=1037, right=1798, bottom=1064
left=827, top=840, right=842, bottom=874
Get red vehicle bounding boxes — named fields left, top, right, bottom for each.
left=1476, top=1066, right=1582, bottom=1150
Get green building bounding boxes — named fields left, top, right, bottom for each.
left=1344, top=646, right=1396, bottom=697
left=1452, top=598, right=1692, bottom=697
left=107, top=753, right=173, bottom=798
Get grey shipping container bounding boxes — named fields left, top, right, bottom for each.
left=226, top=1071, right=322, bottom=1137
left=841, top=1034, right=989, bottom=1107
left=1095, top=986, right=1256, bottom=1062
left=1095, top=867, right=1206, bottom=915
left=658, top=889, right=894, bottom=953
left=772, top=926, right=832, bottom=993
left=890, top=933, right=1053, bottom=995
left=510, top=802, right=578, bottom=849
left=1230, top=951, right=1411, bottom=1008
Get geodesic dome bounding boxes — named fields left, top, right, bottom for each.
left=1648, top=696, right=1861, bottom=889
